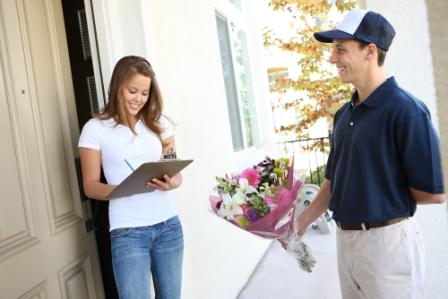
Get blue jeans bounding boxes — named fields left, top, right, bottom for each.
left=110, top=216, right=184, bottom=299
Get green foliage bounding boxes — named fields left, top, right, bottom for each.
left=215, top=176, right=237, bottom=195
left=305, top=165, right=326, bottom=186
left=258, top=182, right=274, bottom=196
left=248, top=194, right=271, bottom=217
left=264, top=0, right=358, bottom=138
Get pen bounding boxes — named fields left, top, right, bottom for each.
left=124, top=159, right=135, bottom=171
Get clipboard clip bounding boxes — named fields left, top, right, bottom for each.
left=162, top=147, right=177, bottom=161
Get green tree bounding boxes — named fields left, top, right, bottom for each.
left=264, top=0, right=358, bottom=138
left=305, top=164, right=326, bottom=186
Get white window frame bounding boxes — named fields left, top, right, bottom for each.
left=215, top=2, right=261, bottom=152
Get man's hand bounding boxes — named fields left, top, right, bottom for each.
left=278, top=179, right=332, bottom=251
left=278, top=239, right=289, bottom=250
left=279, top=215, right=309, bottom=250
left=295, top=216, right=308, bottom=237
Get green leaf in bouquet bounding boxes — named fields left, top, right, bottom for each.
left=215, top=176, right=237, bottom=195
left=248, top=194, right=270, bottom=217
left=258, top=182, right=274, bottom=197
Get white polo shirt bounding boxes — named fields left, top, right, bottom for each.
left=78, top=116, right=177, bottom=231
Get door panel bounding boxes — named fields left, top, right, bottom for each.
left=0, top=56, right=38, bottom=260
left=0, top=81, right=28, bottom=241
left=17, top=0, right=81, bottom=233
left=0, top=0, right=104, bottom=297
left=0, top=0, right=40, bottom=263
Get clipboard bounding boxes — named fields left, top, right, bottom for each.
left=106, top=159, right=193, bottom=199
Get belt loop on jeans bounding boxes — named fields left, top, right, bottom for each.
left=361, top=223, right=367, bottom=231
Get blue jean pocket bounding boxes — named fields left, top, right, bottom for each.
left=166, top=216, right=181, bottom=228
left=110, top=227, right=133, bottom=238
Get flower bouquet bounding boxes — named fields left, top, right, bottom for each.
left=209, top=157, right=316, bottom=272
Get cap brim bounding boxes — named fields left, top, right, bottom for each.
left=314, top=30, right=354, bottom=43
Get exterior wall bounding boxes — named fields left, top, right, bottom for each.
left=90, top=1, right=275, bottom=298
left=364, top=1, right=448, bottom=297
left=427, top=0, right=448, bottom=200
left=426, top=0, right=448, bottom=294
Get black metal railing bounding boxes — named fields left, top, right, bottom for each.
left=277, top=132, right=331, bottom=186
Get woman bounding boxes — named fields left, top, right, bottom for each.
left=78, top=56, right=183, bottom=299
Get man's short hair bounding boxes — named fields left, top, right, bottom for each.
left=358, top=41, right=387, bottom=66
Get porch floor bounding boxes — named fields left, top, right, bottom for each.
left=237, top=224, right=341, bottom=299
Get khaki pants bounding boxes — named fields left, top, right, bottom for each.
left=336, top=218, right=425, bottom=299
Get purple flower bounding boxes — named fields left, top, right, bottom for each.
left=246, top=209, right=261, bottom=222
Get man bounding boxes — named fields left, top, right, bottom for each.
left=296, top=8, right=446, bottom=299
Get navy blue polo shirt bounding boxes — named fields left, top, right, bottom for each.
left=325, top=77, right=444, bottom=224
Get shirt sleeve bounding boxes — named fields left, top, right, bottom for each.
left=159, top=115, right=175, bottom=140
left=78, top=119, right=101, bottom=150
left=395, top=112, right=444, bottom=193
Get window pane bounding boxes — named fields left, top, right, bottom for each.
left=229, top=0, right=242, bottom=10
left=231, top=24, right=260, bottom=147
left=216, top=13, right=244, bottom=151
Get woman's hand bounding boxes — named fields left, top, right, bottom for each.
left=146, top=173, right=182, bottom=191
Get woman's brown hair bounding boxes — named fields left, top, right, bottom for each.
left=97, top=55, right=164, bottom=140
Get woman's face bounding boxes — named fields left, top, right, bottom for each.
left=121, top=73, right=151, bottom=122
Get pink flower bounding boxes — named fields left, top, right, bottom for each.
left=240, top=168, right=261, bottom=187
left=265, top=196, right=278, bottom=210
left=241, top=204, right=250, bottom=217
left=265, top=197, right=274, bottom=205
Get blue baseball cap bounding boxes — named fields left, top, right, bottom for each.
left=314, top=9, right=396, bottom=51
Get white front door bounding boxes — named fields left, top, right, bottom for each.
left=0, top=0, right=104, bottom=298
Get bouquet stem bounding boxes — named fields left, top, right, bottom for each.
left=286, top=236, right=316, bottom=273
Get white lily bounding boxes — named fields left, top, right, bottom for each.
left=238, top=178, right=258, bottom=195
left=217, top=193, right=244, bottom=221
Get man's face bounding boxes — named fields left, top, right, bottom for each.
left=329, top=39, right=368, bottom=84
